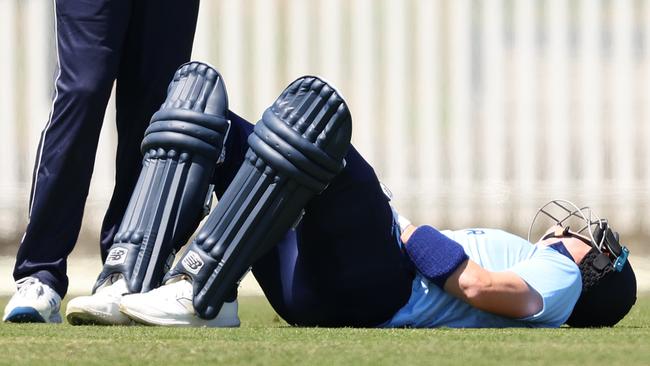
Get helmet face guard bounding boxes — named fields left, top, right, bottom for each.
left=527, top=199, right=629, bottom=272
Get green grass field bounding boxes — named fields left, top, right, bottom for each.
left=1, top=295, right=649, bottom=366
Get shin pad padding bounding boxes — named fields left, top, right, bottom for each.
left=95, top=62, right=230, bottom=293
left=167, top=77, right=352, bottom=319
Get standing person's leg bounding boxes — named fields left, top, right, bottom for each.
left=9, top=0, right=130, bottom=314
left=100, top=0, right=200, bottom=261
left=253, top=147, right=414, bottom=327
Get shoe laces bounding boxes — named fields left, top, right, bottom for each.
left=172, top=280, right=194, bottom=311
left=152, top=277, right=193, bottom=306
left=178, top=281, right=193, bottom=299
left=159, top=277, right=192, bottom=299
left=16, top=277, right=44, bottom=298
left=96, top=273, right=129, bottom=296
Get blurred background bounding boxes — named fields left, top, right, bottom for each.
left=0, top=0, right=649, bottom=292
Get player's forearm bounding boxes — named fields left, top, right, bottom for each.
left=443, top=260, right=542, bottom=319
left=402, top=225, right=542, bottom=319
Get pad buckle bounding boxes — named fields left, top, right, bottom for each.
left=217, top=119, right=232, bottom=165
left=202, top=184, right=215, bottom=218
left=613, top=246, right=629, bottom=272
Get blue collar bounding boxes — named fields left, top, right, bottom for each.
left=548, top=241, right=575, bottom=262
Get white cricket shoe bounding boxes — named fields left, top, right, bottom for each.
left=3, top=277, right=62, bottom=323
left=119, top=277, right=240, bottom=327
left=66, top=273, right=132, bottom=325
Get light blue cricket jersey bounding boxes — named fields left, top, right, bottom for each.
left=382, top=228, right=582, bottom=328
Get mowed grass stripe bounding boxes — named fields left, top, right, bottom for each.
left=0, top=295, right=648, bottom=366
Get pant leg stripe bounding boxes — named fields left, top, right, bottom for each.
left=27, top=0, right=62, bottom=220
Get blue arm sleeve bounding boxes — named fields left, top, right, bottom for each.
left=405, top=226, right=469, bottom=288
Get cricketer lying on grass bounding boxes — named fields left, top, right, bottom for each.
left=65, top=61, right=636, bottom=328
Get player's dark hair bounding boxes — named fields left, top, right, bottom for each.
left=566, top=248, right=637, bottom=327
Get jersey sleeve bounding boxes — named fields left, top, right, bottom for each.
left=508, top=247, right=582, bottom=326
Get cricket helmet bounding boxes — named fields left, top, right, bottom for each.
left=528, top=199, right=637, bottom=327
